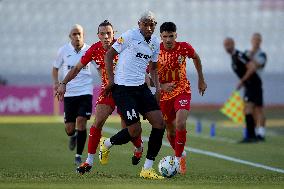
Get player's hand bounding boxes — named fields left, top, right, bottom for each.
left=198, top=79, right=207, bottom=96
left=55, top=83, right=66, bottom=101
left=160, top=82, right=176, bottom=92
left=236, top=80, right=244, bottom=90
left=103, top=81, right=114, bottom=97
left=53, top=81, right=60, bottom=92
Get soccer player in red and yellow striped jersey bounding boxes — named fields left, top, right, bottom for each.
left=158, top=22, right=207, bottom=174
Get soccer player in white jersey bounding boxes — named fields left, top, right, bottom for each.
left=52, top=24, right=93, bottom=165
left=101, top=11, right=165, bottom=179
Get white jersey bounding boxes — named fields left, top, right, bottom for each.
left=53, top=42, right=94, bottom=97
left=112, top=28, right=160, bottom=86
left=245, top=48, right=267, bottom=76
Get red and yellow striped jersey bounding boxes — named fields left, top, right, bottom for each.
left=158, top=42, right=195, bottom=101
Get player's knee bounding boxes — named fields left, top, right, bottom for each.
left=153, top=116, right=165, bottom=129
left=176, top=119, right=186, bottom=131
left=245, top=103, right=254, bottom=114
left=128, top=123, right=142, bottom=138
left=76, top=117, right=87, bottom=130
left=65, top=127, right=75, bottom=136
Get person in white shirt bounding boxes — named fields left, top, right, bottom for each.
left=52, top=24, right=93, bottom=165
left=100, top=11, right=165, bottom=179
left=245, top=33, right=267, bottom=141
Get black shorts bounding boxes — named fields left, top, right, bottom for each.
left=64, top=94, right=93, bottom=123
left=112, top=83, right=160, bottom=126
left=244, top=84, right=263, bottom=107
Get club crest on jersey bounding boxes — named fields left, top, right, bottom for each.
left=178, top=55, right=185, bottom=64
left=113, top=59, right=118, bottom=65
left=117, top=37, right=124, bottom=44
left=179, top=99, right=188, bottom=107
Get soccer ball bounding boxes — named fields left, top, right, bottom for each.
left=158, top=156, right=179, bottom=178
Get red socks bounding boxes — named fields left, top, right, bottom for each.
left=131, top=135, right=142, bottom=148
left=175, top=129, right=187, bottom=157
left=88, top=126, right=102, bottom=154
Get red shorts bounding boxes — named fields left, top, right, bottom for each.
left=96, top=91, right=116, bottom=110
left=160, top=93, right=191, bottom=124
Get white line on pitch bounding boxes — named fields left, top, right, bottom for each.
left=102, top=127, right=284, bottom=174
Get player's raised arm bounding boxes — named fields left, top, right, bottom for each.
left=104, top=47, right=118, bottom=96
left=192, top=52, right=207, bottom=96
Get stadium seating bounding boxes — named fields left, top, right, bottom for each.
left=0, top=0, right=283, bottom=104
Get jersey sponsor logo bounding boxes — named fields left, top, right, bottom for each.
left=179, top=99, right=188, bottom=107
left=136, top=52, right=151, bottom=60
left=86, top=112, right=91, bottom=116
left=126, top=109, right=137, bottom=120
left=117, top=37, right=124, bottom=44
left=68, top=65, right=89, bottom=70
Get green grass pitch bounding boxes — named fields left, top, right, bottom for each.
left=0, top=112, right=284, bottom=189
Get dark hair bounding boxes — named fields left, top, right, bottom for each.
left=97, top=20, right=113, bottom=34
left=160, top=22, right=176, bottom=33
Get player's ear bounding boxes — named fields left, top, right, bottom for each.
left=174, top=32, right=177, bottom=39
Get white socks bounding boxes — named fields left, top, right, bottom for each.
left=86, top=153, right=94, bottom=165
left=255, top=126, right=265, bottom=137
left=143, top=158, right=154, bottom=170
left=104, top=138, right=112, bottom=149
left=175, top=151, right=187, bottom=161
